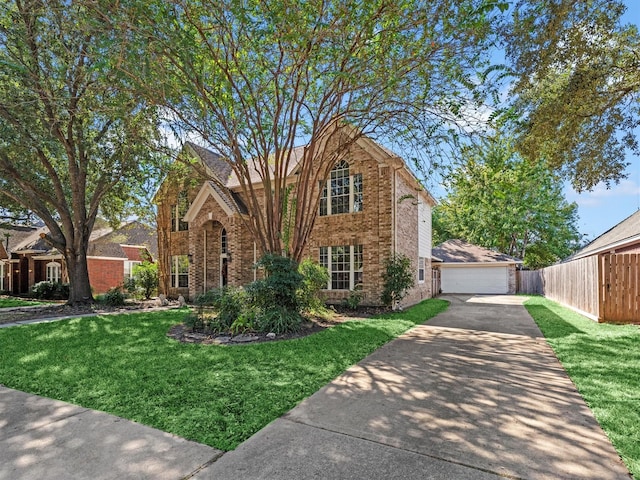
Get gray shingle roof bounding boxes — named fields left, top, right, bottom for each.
left=90, top=221, right=158, bottom=259
left=432, top=239, right=522, bottom=264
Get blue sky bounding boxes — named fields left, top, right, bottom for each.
left=566, top=0, right=640, bottom=241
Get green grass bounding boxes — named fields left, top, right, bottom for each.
left=0, top=299, right=448, bottom=451
left=0, top=298, right=45, bottom=308
left=525, top=296, right=640, bottom=479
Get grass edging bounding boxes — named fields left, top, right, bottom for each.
left=0, top=298, right=448, bottom=451
left=525, top=296, right=640, bottom=479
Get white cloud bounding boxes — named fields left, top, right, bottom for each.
left=565, top=178, right=640, bottom=208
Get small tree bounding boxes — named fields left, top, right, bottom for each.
left=381, top=253, right=415, bottom=309
left=132, top=261, right=158, bottom=300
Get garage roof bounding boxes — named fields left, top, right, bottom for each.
left=432, top=239, right=522, bottom=264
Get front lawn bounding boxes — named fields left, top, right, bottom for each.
left=525, top=296, right=640, bottom=479
left=0, top=298, right=46, bottom=308
left=0, top=299, right=448, bottom=451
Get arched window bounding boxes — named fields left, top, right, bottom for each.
left=46, top=262, right=61, bottom=283
left=221, top=228, right=227, bottom=254
left=319, top=161, right=363, bottom=216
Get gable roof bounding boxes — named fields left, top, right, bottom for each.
left=90, top=221, right=158, bottom=259
left=0, top=225, right=51, bottom=256
left=432, top=239, right=522, bottom=264
left=569, top=209, right=640, bottom=260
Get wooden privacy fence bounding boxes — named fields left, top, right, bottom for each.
left=600, top=253, right=640, bottom=323
left=517, top=254, right=640, bottom=323
left=516, top=270, right=543, bottom=295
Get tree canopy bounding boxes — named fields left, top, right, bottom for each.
left=116, top=0, right=506, bottom=261
left=433, top=136, right=581, bottom=269
left=503, top=0, right=640, bottom=191
left=0, top=0, right=164, bottom=303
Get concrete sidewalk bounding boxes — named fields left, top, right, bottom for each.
left=196, top=295, right=631, bottom=480
left=0, top=388, right=221, bottom=480
left=0, top=295, right=632, bottom=479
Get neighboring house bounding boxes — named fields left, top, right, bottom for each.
left=155, top=137, right=436, bottom=307
left=569, top=209, right=640, bottom=260
left=531, top=209, right=640, bottom=323
left=0, top=221, right=156, bottom=295
left=432, top=239, right=522, bottom=294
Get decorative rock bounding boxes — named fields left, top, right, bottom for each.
left=231, top=334, right=259, bottom=343
left=156, top=294, right=169, bottom=307
left=177, top=295, right=187, bottom=307
left=266, top=332, right=276, bottom=339
left=213, top=336, right=232, bottom=345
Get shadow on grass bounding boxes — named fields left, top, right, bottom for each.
left=526, top=298, right=640, bottom=479
left=526, top=304, right=585, bottom=338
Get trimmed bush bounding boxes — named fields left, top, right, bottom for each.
left=381, top=253, right=415, bottom=308
left=31, top=281, right=69, bottom=300
left=99, top=287, right=126, bottom=306
left=298, top=258, right=329, bottom=312
left=194, top=286, right=248, bottom=333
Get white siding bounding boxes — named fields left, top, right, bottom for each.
left=418, top=201, right=431, bottom=258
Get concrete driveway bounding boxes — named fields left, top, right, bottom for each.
left=196, top=295, right=631, bottom=480
left=0, top=295, right=632, bottom=480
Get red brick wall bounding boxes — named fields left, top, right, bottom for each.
left=611, top=243, right=640, bottom=254
left=87, top=257, right=124, bottom=294
left=121, top=246, right=148, bottom=262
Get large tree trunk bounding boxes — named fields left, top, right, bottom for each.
left=64, top=248, right=94, bottom=305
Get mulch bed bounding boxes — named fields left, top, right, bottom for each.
left=0, top=299, right=173, bottom=325
left=167, top=304, right=392, bottom=345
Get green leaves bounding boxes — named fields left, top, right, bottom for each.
left=434, top=135, right=581, bottom=268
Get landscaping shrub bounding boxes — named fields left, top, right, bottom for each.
left=254, top=304, right=302, bottom=334
left=31, top=281, right=69, bottom=300
left=381, top=253, right=415, bottom=308
left=99, top=287, right=126, bottom=306
left=132, top=261, right=158, bottom=299
left=298, top=258, right=329, bottom=312
left=246, top=254, right=304, bottom=332
left=194, top=286, right=248, bottom=332
left=342, top=289, right=363, bottom=310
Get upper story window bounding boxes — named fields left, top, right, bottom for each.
left=46, top=262, right=61, bottom=283
left=319, top=160, right=363, bottom=216
left=171, top=191, right=189, bottom=232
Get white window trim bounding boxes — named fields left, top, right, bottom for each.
left=0, top=262, right=4, bottom=291
left=320, top=170, right=363, bottom=216
left=46, top=261, right=61, bottom=283
left=124, top=260, right=141, bottom=279
left=170, top=255, right=189, bottom=288
left=418, top=257, right=425, bottom=284
left=320, top=245, right=363, bottom=290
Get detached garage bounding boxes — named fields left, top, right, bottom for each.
left=432, top=239, right=522, bottom=294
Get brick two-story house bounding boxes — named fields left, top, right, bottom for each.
left=155, top=136, right=436, bottom=307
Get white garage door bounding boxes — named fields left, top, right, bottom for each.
left=441, top=266, right=508, bottom=294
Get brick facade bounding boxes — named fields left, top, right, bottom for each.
left=156, top=139, right=435, bottom=307
left=87, top=257, right=126, bottom=294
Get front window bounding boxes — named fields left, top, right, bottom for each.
left=418, top=257, right=425, bottom=283
left=171, top=191, right=190, bottom=232
left=319, top=245, right=364, bottom=290
left=319, top=161, right=363, bottom=216
left=170, top=255, right=189, bottom=288
left=124, top=261, right=141, bottom=279
left=46, top=262, right=61, bottom=283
